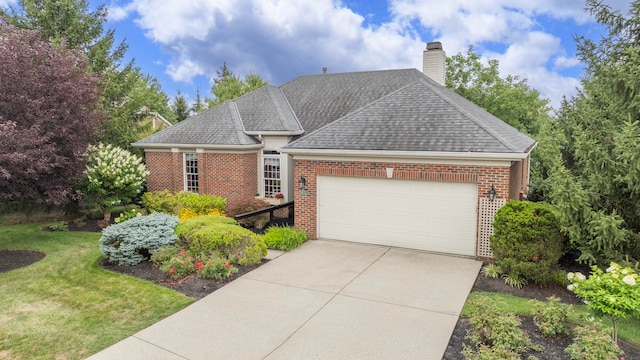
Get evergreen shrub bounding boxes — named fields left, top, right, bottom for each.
left=175, top=216, right=266, bottom=265
left=490, top=200, right=564, bottom=285
left=99, top=212, right=179, bottom=265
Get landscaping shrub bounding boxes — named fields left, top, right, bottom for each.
left=490, top=200, right=564, bottom=285
left=175, top=215, right=238, bottom=239
left=532, top=296, right=572, bottom=338
left=226, top=197, right=272, bottom=229
left=567, top=262, right=640, bottom=344
left=141, top=190, right=226, bottom=216
left=141, top=189, right=179, bottom=214
left=151, top=245, right=238, bottom=280
left=48, top=221, right=69, bottom=232
left=565, top=323, right=624, bottom=360
left=199, top=257, right=238, bottom=280
left=461, top=344, right=521, bottom=360
left=156, top=248, right=195, bottom=279
left=175, top=215, right=266, bottom=266
left=263, top=226, right=308, bottom=251
left=83, top=143, right=149, bottom=218
left=464, top=297, right=541, bottom=356
left=99, top=212, right=179, bottom=266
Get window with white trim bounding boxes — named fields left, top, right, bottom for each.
left=262, top=152, right=281, bottom=197
left=184, top=153, right=198, bottom=192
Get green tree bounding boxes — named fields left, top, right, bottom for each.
left=546, top=0, right=640, bottom=265
left=191, top=88, right=207, bottom=114
left=445, top=47, right=556, bottom=200
left=446, top=46, right=551, bottom=135
left=171, top=90, right=190, bottom=122
left=1, top=0, right=125, bottom=75
left=2, top=0, right=173, bottom=152
left=97, top=68, right=173, bottom=152
left=207, top=62, right=268, bottom=107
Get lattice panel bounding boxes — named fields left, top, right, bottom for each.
left=477, top=198, right=506, bottom=258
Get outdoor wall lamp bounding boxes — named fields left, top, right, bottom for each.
left=487, top=184, right=496, bottom=202
left=299, top=176, right=307, bottom=190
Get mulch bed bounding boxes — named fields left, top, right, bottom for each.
left=100, top=258, right=268, bottom=299
left=0, top=250, right=46, bottom=273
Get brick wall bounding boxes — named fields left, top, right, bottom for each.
left=200, top=153, right=258, bottom=208
left=145, top=152, right=183, bottom=192
left=293, top=159, right=511, bottom=242
left=145, top=151, right=258, bottom=209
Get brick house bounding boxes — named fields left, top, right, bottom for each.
left=133, top=43, right=536, bottom=258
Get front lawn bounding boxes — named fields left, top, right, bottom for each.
left=0, top=223, right=194, bottom=360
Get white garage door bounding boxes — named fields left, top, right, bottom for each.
left=317, top=176, right=478, bottom=256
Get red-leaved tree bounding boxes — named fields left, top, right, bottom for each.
left=0, top=20, right=106, bottom=205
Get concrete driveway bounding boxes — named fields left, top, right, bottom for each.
left=88, top=240, right=481, bottom=360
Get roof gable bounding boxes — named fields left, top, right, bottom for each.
left=133, top=102, right=260, bottom=147
left=235, top=85, right=302, bottom=133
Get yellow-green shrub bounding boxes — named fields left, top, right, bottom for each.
left=175, top=216, right=266, bottom=266
left=142, top=190, right=226, bottom=216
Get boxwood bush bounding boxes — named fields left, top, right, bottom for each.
left=263, top=226, right=308, bottom=251
left=490, top=200, right=564, bottom=285
left=175, top=215, right=266, bottom=265
left=99, top=212, right=179, bottom=265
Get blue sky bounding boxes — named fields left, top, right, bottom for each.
left=0, top=0, right=630, bottom=111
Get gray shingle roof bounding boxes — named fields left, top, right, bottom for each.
left=132, top=102, right=260, bottom=147
left=133, top=67, right=535, bottom=155
left=235, top=85, right=302, bottom=133
left=281, top=69, right=422, bottom=134
left=284, top=75, right=535, bottom=153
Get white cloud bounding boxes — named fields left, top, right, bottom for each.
left=0, top=0, right=16, bottom=8
left=554, top=56, right=581, bottom=69
left=115, top=0, right=614, bottom=107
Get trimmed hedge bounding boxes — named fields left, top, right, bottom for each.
left=175, top=215, right=266, bottom=266
left=99, top=212, right=179, bottom=266
left=490, top=200, right=564, bottom=285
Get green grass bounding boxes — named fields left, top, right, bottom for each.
left=463, top=292, right=640, bottom=346
left=0, top=223, right=194, bottom=360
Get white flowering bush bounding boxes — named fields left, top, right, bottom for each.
left=567, top=262, right=640, bottom=343
left=84, top=143, right=149, bottom=214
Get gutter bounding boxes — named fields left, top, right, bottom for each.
left=280, top=148, right=533, bottom=162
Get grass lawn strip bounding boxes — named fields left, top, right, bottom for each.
left=463, top=291, right=640, bottom=346
left=0, top=223, right=194, bottom=360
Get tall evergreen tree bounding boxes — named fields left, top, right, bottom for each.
left=171, top=90, right=190, bottom=122
left=547, top=0, right=640, bottom=265
left=191, top=88, right=207, bottom=114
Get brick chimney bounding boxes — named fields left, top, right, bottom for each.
left=423, top=41, right=446, bottom=86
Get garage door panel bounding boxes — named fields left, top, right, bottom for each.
left=317, top=176, right=477, bottom=256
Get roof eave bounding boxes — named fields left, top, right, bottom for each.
left=280, top=148, right=534, bottom=161
left=131, top=142, right=264, bottom=150
left=244, top=130, right=304, bottom=136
